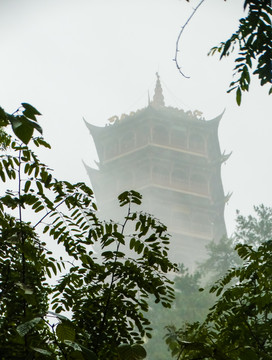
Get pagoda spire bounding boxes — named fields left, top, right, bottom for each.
left=152, top=72, right=165, bottom=107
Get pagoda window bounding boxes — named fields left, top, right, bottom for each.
left=100, top=177, right=117, bottom=200
left=152, top=125, right=169, bottom=146
left=136, top=127, right=150, bottom=147
left=171, top=169, right=188, bottom=191
left=105, top=141, right=119, bottom=160
left=120, top=132, right=135, bottom=153
left=192, top=213, right=212, bottom=235
left=152, top=165, right=169, bottom=187
left=189, top=133, right=205, bottom=153
left=170, top=129, right=187, bottom=149
left=118, top=170, right=133, bottom=191
left=190, top=173, right=209, bottom=194
left=172, top=211, right=190, bottom=232
left=135, top=164, right=151, bottom=186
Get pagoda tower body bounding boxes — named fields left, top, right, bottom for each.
left=85, top=75, right=228, bottom=267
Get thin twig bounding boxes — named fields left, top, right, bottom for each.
left=33, top=198, right=66, bottom=229
left=173, top=0, right=206, bottom=77
left=49, top=322, right=68, bottom=360
left=11, top=107, right=22, bottom=116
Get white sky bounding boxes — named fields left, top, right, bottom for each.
left=0, top=0, right=271, bottom=235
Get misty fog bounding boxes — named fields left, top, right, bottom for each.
left=1, top=0, right=271, bottom=243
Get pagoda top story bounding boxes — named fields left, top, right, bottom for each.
left=85, top=73, right=227, bottom=171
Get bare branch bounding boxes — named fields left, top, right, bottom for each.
left=173, top=0, right=206, bottom=77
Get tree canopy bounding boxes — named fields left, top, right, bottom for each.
left=0, top=103, right=177, bottom=359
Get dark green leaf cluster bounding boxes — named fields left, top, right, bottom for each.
left=0, top=214, right=53, bottom=359
left=0, top=104, right=177, bottom=359
left=51, top=193, right=177, bottom=358
left=209, top=0, right=272, bottom=105
left=0, top=103, right=42, bottom=144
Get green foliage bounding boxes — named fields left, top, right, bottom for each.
left=235, top=205, right=272, bottom=247
left=208, top=0, right=272, bottom=105
left=117, top=344, right=147, bottom=360
left=145, top=266, right=213, bottom=360
left=197, top=205, right=272, bottom=285
left=0, top=212, right=53, bottom=358
left=0, top=104, right=177, bottom=359
left=50, top=191, right=176, bottom=358
left=165, top=206, right=272, bottom=359
left=2, top=103, right=42, bottom=144
left=198, top=235, right=242, bottom=284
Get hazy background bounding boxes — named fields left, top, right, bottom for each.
left=0, top=0, right=271, bottom=235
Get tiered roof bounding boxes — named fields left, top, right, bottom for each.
left=84, top=75, right=229, bottom=266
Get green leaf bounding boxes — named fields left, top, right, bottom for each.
left=31, top=347, right=52, bottom=356
left=8, top=114, right=43, bottom=144
left=22, top=102, right=41, bottom=121
left=17, top=317, right=42, bottom=337
left=56, top=322, right=76, bottom=342
left=236, top=87, right=242, bottom=106
left=36, top=181, right=44, bottom=194
left=78, top=344, right=98, bottom=360
left=24, top=116, right=43, bottom=134
left=117, top=344, right=147, bottom=360
left=0, top=107, right=8, bottom=126
left=64, top=340, right=82, bottom=351
left=0, top=170, right=6, bottom=182
left=8, top=115, right=33, bottom=144
left=24, top=180, right=31, bottom=193
left=130, top=237, right=136, bottom=250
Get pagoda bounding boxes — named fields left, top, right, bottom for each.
left=84, top=74, right=229, bottom=267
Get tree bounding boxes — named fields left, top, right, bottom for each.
left=165, top=205, right=272, bottom=359
left=176, top=0, right=272, bottom=104
left=197, top=235, right=242, bottom=284
left=145, top=266, right=213, bottom=360
left=0, top=103, right=177, bottom=359
left=198, top=205, right=272, bottom=282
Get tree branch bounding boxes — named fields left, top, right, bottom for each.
left=33, top=198, right=66, bottom=229
left=173, top=0, right=206, bottom=77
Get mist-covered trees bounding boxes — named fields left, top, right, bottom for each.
left=165, top=205, right=272, bottom=359
left=0, top=103, right=177, bottom=359
left=145, top=266, right=213, bottom=360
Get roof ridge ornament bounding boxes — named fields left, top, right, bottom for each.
left=151, top=72, right=165, bottom=108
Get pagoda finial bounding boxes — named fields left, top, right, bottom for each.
left=152, top=72, right=165, bottom=107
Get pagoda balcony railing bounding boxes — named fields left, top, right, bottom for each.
left=170, top=221, right=213, bottom=238
left=152, top=139, right=206, bottom=155
left=104, top=138, right=207, bottom=162
left=171, top=179, right=209, bottom=195
left=149, top=175, right=209, bottom=196
left=192, top=222, right=213, bottom=235
left=121, top=173, right=209, bottom=197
